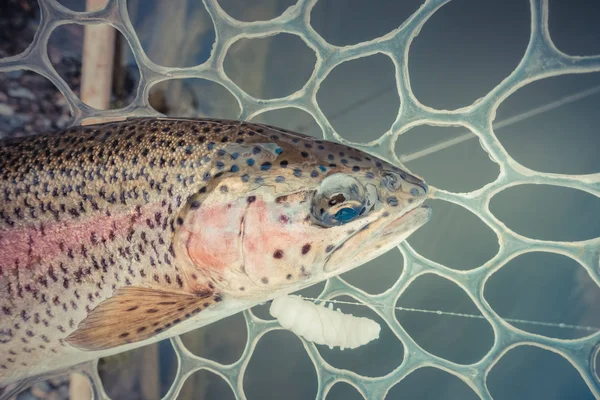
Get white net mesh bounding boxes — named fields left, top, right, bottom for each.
left=2, top=0, right=600, bottom=398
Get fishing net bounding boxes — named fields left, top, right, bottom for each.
left=2, top=0, right=600, bottom=398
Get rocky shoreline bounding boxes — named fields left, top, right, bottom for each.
left=1, top=0, right=139, bottom=142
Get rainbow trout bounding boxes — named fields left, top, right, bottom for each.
left=0, top=117, right=430, bottom=385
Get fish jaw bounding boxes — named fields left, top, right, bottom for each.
left=324, top=204, right=431, bottom=277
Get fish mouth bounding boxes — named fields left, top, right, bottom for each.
left=323, top=202, right=431, bottom=273
left=388, top=204, right=431, bottom=228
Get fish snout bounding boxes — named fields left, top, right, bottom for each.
left=401, top=171, right=428, bottom=198
left=382, top=170, right=428, bottom=199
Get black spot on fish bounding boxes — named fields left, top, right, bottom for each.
left=301, top=243, right=311, bottom=255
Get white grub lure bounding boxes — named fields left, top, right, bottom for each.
left=269, top=295, right=380, bottom=350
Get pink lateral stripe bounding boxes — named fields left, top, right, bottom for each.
left=0, top=204, right=160, bottom=271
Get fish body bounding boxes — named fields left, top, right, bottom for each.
left=0, top=117, right=430, bottom=385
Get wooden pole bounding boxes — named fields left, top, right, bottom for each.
left=80, top=0, right=115, bottom=110
left=70, top=0, right=115, bottom=395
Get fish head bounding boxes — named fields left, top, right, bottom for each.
left=174, top=125, right=431, bottom=299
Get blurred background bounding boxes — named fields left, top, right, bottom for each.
left=1, top=0, right=600, bottom=399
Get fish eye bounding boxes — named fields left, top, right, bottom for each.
left=334, top=207, right=358, bottom=223
left=312, top=174, right=366, bottom=227
left=328, top=194, right=346, bottom=207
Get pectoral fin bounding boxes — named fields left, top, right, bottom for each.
left=66, top=286, right=220, bottom=351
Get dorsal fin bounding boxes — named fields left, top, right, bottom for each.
left=66, top=286, right=219, bottom=351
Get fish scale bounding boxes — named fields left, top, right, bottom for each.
left=0, top=117, right=430, bottom=386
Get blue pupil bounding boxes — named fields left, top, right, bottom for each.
left=334, top=207, right=358, bottom=223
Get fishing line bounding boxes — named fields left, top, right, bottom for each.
left=300, top=296, right=599, bottom=332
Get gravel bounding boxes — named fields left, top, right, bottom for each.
left=0, top=0, right=138, bottom=141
